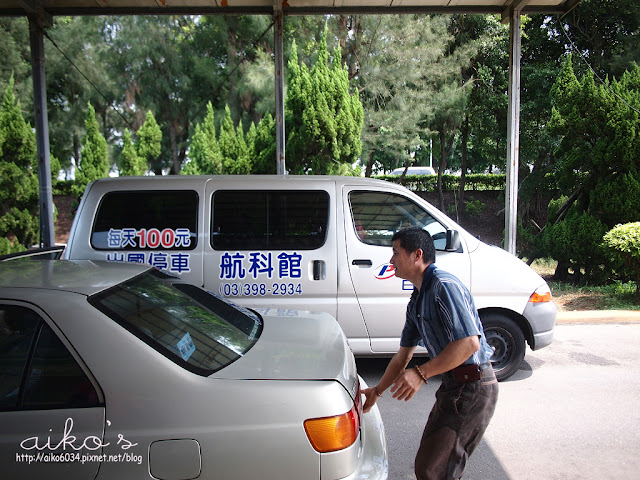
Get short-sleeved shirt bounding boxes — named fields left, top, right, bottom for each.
left=400, top=263, right=494, bottom=365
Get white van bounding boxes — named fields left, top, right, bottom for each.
left=64, top=175, right=556, bottom=380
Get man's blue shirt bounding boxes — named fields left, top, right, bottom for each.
left=400, top=263, right=494, bottom=365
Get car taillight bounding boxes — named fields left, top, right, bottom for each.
left=304, top=405, right=359, bottom=453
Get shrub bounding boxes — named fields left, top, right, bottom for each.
left=540, top=208, right=610, bottom=284
left=0, top=237, right=25, bottom=256
left=603, top=222, right=640, bottom=300
left=465, top=199, right=486, bottom=217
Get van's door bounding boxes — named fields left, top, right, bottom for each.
left=203, top=178, right=349, bottom=333
left=342, top=185, right=471, bottom=353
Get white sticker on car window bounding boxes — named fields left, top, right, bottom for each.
left=177, top=332, right=196, bottom=361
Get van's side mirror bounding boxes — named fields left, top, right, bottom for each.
left=445, top=230, right=461, bottom=252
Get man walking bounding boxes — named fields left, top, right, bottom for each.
left=362, top=227, right=498, bottom=480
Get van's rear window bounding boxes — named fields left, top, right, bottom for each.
left=211, top=190, right=329, bottom=250
left=91, top=191, right=198, bottom=250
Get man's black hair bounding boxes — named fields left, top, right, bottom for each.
left=391, top=227, right=436, bottom=264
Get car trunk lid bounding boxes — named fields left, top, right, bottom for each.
left=209, top=308, right=358, bottom=398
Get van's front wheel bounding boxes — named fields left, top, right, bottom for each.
left=481, top=314, right=525, bottom=382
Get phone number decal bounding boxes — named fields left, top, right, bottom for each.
left=219, top=282, right=303, bottom=297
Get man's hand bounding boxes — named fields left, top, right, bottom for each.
left=362, top=387, right=380, bottom=413
left=361, top=346, right=417, bottom=413
left=390, top=366, right=424, bottom=402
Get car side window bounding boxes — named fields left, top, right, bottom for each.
left=0, top=305, right=100, bottom=411
left=0, top=306, right=39, bottom=409
left=349, top=191, right=449, bottom=250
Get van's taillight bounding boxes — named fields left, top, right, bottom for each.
left=304, top=404, right=359, bottom=453
left=529, top=287, right=552, bottom=303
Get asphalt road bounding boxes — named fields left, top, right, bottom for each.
left=356, top=322, right=640, bottom=480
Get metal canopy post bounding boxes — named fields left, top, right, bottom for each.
left=29, top=15, right=55, bottom=248
left=273, top=1, right=286, bottom=175
left=504, top=1, right=527, bottom=255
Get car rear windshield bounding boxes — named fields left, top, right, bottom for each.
left=89, top=270, right=262, bottom=375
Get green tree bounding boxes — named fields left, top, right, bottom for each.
left=105, top=16, right=198, bottom=174
left=286, top=26, right=363, bottom=174
left=421, top=17, right=478, bottom=211
left=251, top=113, right=276, bottom=174
left=0, top=76, right=39, bottom=251
left=218, top=105, right=251, bottom=174
left=245, top=121, right=257, bottom=167
left=182, top=102, right=222, bottom=175
left=120, top=129, right=146, bottom=176
left=46, top=16, right=116, bottom=175
left=136, top=110, right=162, bottom=174
left=537, top=57, right=640, bottom=283
left=467, top=15, right=510, bottom=174
left=73, top=102, right=109, bottom=198
left=355, top=15, right=444, bottom=176
left=0, top=18, right=31, bottom=113
left=190, top=16, right=274, bottom=124
left=552, top=0, right=640, bottom=80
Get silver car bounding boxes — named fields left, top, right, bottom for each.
left=0, top=260, right=387, bottom=479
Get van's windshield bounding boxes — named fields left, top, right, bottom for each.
left=349, top=191, right=449, bottom=249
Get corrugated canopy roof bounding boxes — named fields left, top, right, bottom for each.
left=1, top=0, right=582, bottom=18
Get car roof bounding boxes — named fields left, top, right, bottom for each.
left=0, top=259, right=151, bottom=296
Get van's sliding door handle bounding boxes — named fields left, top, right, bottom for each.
left=352, top=259, right=372, bottom=267
left=313, top=260, right=326, bottom=280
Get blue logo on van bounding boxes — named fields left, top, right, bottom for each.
left=374, top=264, right=396, bottom=280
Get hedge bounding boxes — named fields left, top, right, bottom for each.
left=375, top=173, right=506, bottom=192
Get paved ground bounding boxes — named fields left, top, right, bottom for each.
left=556, top=310, right=640, bottom=324
left=359, top=321, right=640, bottom=480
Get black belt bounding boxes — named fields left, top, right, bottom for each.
left=452, top=362, right=492, bottom=382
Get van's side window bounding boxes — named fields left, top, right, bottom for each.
left=349, top=191, right=449, bottom=250
left=211, top=191, right=329, bottom=250
left=91, top=191, right=198, bottom=250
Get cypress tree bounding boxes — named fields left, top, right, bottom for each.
left=182, top=102, right=223, bottom=175
left=120, top=129, right=146, bottom=176
left=252, top=113, right=276, bottom=174
left=136, top=110, right=162, bottom=174
left=72, top=102, right=109, bottom=198
left=285, top=26, right=363, bottom=174
left=0, top=76, right=39, bottom=252
left=219, top=105, right=251, bottom=174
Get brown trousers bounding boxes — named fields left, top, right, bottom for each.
left=415, top=366, right=499, bottom=480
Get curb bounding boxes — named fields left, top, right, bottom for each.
left=556, top=310, right=640, bottom=325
